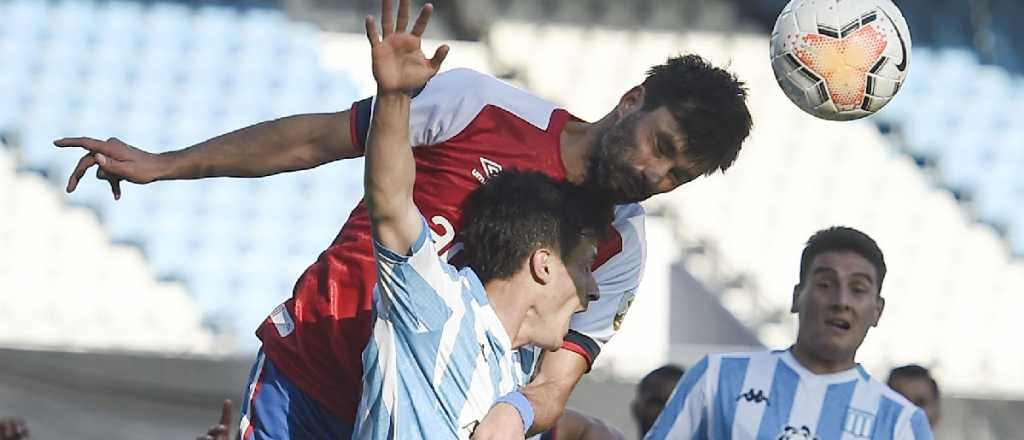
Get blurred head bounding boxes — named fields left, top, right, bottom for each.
left=460, top=170, right=613, bottom=350
left=888, top=364, right=941, bottom=429
left=791, top=227, right=886, bottom=367
left=584, top=54, right=752, bottom=203
left=630, top=364, right=685, bottom=437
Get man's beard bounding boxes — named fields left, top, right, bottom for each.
left=582, top=112, right=651, bottom=203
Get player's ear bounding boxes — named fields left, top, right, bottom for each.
left=529, top=248, right=554, bottom=285
left=871, top=295, right=885, bottom=327
left=617, top=85, right=646, bottom=117
left=790, top=284, right=801, bottom=313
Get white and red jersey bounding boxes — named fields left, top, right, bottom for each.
left=256, top=68, right=647, bottom=423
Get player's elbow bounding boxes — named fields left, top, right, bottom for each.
left=277, top=112, right=357, bottom=168
left=365, top=187, right=413, bottom=224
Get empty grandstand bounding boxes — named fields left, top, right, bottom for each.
left=2, top=0, right=1024, bottom=438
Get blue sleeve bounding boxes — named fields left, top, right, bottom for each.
left=372, top=218, right=455, bottom=331
left=645, top=356, right=710, bottom=439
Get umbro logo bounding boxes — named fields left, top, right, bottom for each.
left=737, top=388, right=770, bottom=405
left=472, top=157, right=503, bottom=183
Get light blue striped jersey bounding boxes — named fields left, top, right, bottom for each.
left=646, top=349, right=933, bottom=440
left=354, top=219, right=526, bottom=440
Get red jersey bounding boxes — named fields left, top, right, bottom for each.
left=256, top=69, right=646, bottom=423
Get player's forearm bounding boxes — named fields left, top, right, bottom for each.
left=522, top=378, right=573, bottom=435
left=364, top=92, right=418, bottom=246
left=158, top=112, right=354, bottom=180
left=523, top=350, right=589, bottom=435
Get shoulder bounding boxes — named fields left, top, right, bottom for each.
left=593, top=204, right=646, bottom=286
left=418, top=68, right=560, bottom=130
left=709, top=350, right=781, bottom=374
left=715, top=349, right=776, bottom=363
left=874, top=376, right=919, bottom=411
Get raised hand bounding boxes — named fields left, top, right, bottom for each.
left=195, top=400, right=233, bottom=440
left=365, top=0, right=449, bottom=95
left=53, top=136, right=164, bottom=200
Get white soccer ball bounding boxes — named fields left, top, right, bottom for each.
left=769, top=0, right=912, bottom=121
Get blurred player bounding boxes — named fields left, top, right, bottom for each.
left=356, top=14, right=612, bottom=436
left=631, top=365, right=685, bottom=438
left=0, top=417, right=29, bottom=440
left=647, top=227, right=933, bottom=439
left=537, top=364, right=684, bottom=440
left=54, top=0, right=753, bottom=436
left=539, top=409, right=624, bottom=440
left=887, top=365, right=941, bottom=429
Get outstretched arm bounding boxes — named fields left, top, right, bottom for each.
left=363, top=0, right=448, bottom=251
left=55, top=110, right=357, bottom=199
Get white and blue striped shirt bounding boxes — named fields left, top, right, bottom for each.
left=647, top=349, right=933, bottom=440
left=354, top=219, right=526, bottom=439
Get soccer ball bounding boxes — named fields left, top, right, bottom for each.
left=769, top=0, right=912, bottom=121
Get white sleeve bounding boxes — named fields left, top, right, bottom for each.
left=352, top=68, right=559, bottom=149
left=567, top=203, right=646, bottom=345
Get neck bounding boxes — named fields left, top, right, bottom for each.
left=790, top=341, right=857, bottom=375
left=482, top=278, right=530, bottom=348
left=559, top=113, right=614, bottom=185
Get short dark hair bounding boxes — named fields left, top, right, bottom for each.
left=460, top=170, right=614, bottom=284
left=642, top=54, right=752, bottom=176
left=638, top=364, right=686, bottom=392
left=888, top=364, right=940, bottom=399
left=799, top=226, right=887, bottom=291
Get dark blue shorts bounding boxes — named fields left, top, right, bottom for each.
left=240, top=349, right=353, bottom=439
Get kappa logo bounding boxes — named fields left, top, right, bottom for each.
left=472, top=157, right=503, bottom=183
left=737, top=388, right=770, bottom=405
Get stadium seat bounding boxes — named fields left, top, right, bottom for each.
left=0, top=142, right=213, bottom=353
left=0, top=0, right=373, bottom=352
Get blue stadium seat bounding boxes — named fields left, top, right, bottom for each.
left=5, top=0, right=367, bottom=346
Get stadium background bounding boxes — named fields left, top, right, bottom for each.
left=1, top=0, right=1022, bottom=437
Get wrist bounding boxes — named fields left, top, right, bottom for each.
left=155, top=150, right=187, bottom=181
left=494, top=390, right=534, bottom=433
left=375, top=88, right=416, bottom=99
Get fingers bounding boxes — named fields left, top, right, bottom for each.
left=109, top=177, right=122, bottom=201
left=94, top=152, right=134, bottom=178
left=67, top=153, right=98, bottom=193
left=380, top=0, right=394, bottom=37
left=410, top=3, right=433, bottom=37
left=365, top=15, right=380, bottom=45
left=395, top=0, right=410, bottom=33
left=53, top=136, right=115, bottom=155
left=429, top=44, right=450, bottom=71
left=218, top=399, right=233, bottom=427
